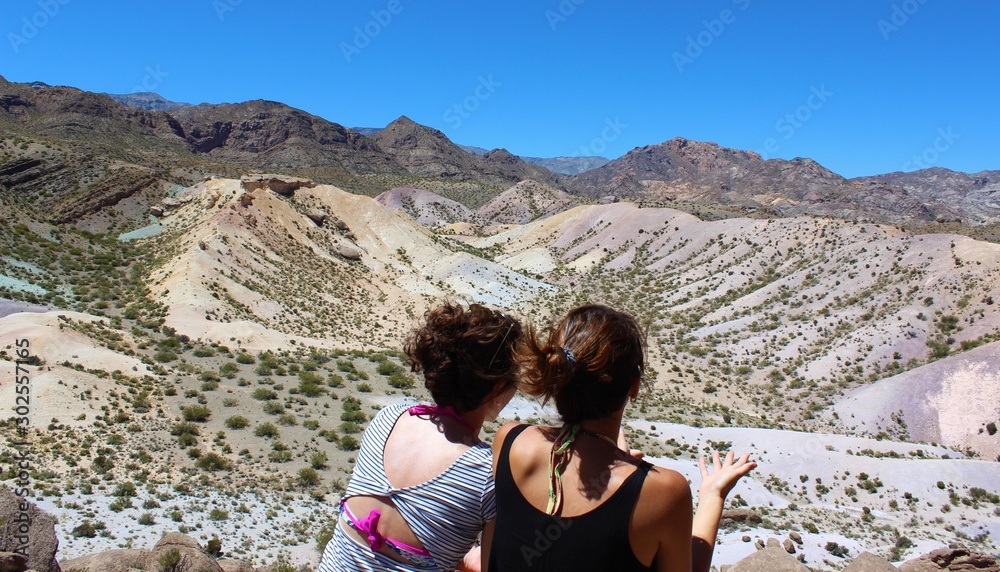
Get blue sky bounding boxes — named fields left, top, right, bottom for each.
left=1, top=0, right=997, bottom=177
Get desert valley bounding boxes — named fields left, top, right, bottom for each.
left=0, top=76, right=998, bottom=571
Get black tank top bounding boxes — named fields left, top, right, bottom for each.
left=488, top=425, right=654, bottom=571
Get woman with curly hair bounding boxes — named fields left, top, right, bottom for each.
left=484, top=304, right=755, bottom=572
left=320, top=302, right=522, bottom=572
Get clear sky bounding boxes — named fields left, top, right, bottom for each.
left=1, top=0, right=997, bottom=177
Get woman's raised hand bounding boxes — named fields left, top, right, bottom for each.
left=698, top=451, right=756, bottom=500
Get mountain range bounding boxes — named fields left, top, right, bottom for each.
left=2, top=76, right=998, bottom=233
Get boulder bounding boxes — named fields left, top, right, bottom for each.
left=766, top=538, right=781, bottom=549
left=728, top=546, right=810, bottom=572
left=0, top=487, right=60, bottom=572
left=59, top=549, right=146, bottom=572
left=238, top=192, right=254, bottom=207
left=218, top=559, right=258, bottom=572
left=240, top=174, right=315, bottom=196
left=899, top=548, right=999, bottom=572
left=306, top=209, right=327, bottom=225
left=0, top=552, right=27, bottom=572
left=337, top=243, right=362, bottom=260
left=720, top=508, right=763, bottom=527
left=162, top=196, right=192, bottom=208
left=742, top=535, right=751, bottom=543
left=149, top=205, right=165, bottom=216
left=844, top=552, right=899, bottom=572
left=783, top=539, right=796, bottom=554
left=60, top=532, right=223, bottom=572
left=754, top=539, right=765, bottom=550
left=789, top=531, right=803, bottom=545
left=332, top=217, right=349, bottom=231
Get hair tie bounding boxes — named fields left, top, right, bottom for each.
left=562, top=347, right=576, bottom=366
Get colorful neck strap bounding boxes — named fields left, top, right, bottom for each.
left=407, top=403, right=475, bottom=433
left=546, top=424, right=623, bottom=515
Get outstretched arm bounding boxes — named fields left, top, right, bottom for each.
left=691, top=451, right=756, bottom=572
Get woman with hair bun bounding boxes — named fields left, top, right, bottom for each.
left=484, top=305, right=755, bottom=572
left=320, top=302, right=522, bottom=572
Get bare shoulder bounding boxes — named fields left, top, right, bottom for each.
left=637, top=466, right=693, bottom=518
left=491, top=421, right=526, bottom=454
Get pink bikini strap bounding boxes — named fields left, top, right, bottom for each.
left=407, top=403, right=475, bottom=433
left=340, top=500, right=431, bottom=556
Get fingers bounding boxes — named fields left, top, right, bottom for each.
left=699, top=455, right=708, bottom=478
left=712, top=450, right=722, bottom=471
left=629, top=448, right=644, bottom=460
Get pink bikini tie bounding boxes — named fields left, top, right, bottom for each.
left=407, top=403, right=475, bottom=432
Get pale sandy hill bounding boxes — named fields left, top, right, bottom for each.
left=475, top=179, right=580, bottom=225
left=468, top=203, right=1000, bottom=424
left=374, top=186, right=480, bottom=227
left=0, top=310, right=152, bottom=428
left=139, top=178, right=548, bottom=349
left=832, top=341, right=1000, bottom=460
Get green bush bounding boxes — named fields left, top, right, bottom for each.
left=298, top=467, right=320, bottom=487
left=196, top=452, right=232, bottom=471
left=72, top=520, right=105, bottom=538
left=252, top=388, right=278, bottom=401
left=310, top=452, right=328, bottom=469
left=225, top=416, right=250, bottom=429
left=339, top=435, right=360, bottom=451
left=255, top=423, right=279, bottom=438
left=235, top=353, right=256, bottom=364
left=158, top=548, right=182, bottom=571
left=263, top=401, right=285, bottom=415
left=388, top=372, right=414, bottom=389
left=181, top=405, right=211, bottom=422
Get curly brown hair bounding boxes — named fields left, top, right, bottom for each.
left=405, top=302, right=522, bottom=413
left=516, top=305, right=645, bottom=423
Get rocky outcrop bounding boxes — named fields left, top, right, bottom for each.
left=59, top=532, right=223, bottom=572
left=306, top=208, right=328, bottom=225
left=0, top=552, right=28, bottom=572
left=727, top=545, right=810, bottom=572
left=844, top=552, right=899, bottom=571
left=0, top=487, right=60, bottom=572
left=218, top=559, right=259, bottom=572
left=337, top=243, right=363, bottom=260
left=899, top=548, right=999, bottom=572
left=720, top=508, right=763, bottom=527
left=240, top=174, right=315, bottom=196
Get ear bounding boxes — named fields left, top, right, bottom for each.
left=629, top=376, right=641, bottom=400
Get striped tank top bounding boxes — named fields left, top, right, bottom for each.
left=318, top=402, right=496, bottom=572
